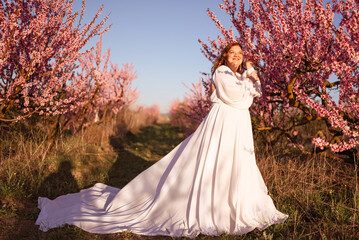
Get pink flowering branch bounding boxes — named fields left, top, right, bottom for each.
left=0, top=0, right=109, bottom=123
left=60, top=34, right=138, bottom=131
left=198, top=0, right=358, bottom=159
left=170, top=76, right=211, bottom=135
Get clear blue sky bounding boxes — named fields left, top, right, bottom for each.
left=73, top=0, right=231, bottom=113
left=73, top=1, right=340, bottom=113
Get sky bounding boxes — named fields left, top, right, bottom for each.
left=72, top=0, right=232, bottom=113
left=73, top=0, right=341, bottom=113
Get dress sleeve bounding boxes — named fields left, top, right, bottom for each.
left=212, top=66, right=261, bottom=106
left=245, top=67, right=262, bottom=98
left=252, top=81, right=262, bottom=98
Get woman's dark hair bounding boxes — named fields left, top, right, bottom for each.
left=211, top=42, right=245, bottom=75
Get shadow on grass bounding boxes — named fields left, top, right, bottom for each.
left=38, top=160, right=79, bottom=199
left=0, top=161, right=81, bottom=240
left=106, top=135, right=154, bottom=189
left=106, top=124, right=184, bottom=189
left=1, top=124, right=187, bottom=240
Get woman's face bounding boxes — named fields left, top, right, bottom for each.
left=225, top=45, right=243, bottom=70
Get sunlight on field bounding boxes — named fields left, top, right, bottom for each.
left=1, top=0, right=358, bottom=239
left=0, top=116, right=358, bottom=239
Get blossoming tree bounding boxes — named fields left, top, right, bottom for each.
left=0, top=0, right=108, bottom=122
left=66, top=34, right=138, bottom=130
left=199, top=0, right=358, bottom=160
left=170, top=76, right=211, bottom=135
left=0, top=0, right=139, bottom=139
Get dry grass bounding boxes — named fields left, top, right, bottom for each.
left=254, top=143, right=359, bottom=239
left=0, top=107, right=162, bottom=206
left=0, top=113, right=358, bottom=239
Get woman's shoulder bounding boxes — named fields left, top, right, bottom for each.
left=216, top=65, right=231, bottom=72
left=214, top=65, right=233, bottom=77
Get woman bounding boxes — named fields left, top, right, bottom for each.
left=36, top=43, right=288, bottom=238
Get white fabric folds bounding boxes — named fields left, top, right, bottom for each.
left=36, top=65, right=288, bottom=238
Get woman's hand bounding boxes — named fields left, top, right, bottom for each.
left=245, top=58, right=255, bottom=70
left=245, top=59, right=260, bottom=82
left=248, top=71, right=260, bottom=82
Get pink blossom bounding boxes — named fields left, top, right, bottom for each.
left=197, top=0, right=358, bottom=153
left=0, top=0, right=109, bottom=123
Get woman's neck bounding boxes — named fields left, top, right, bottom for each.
left=226, top=64, right=240, bottom=74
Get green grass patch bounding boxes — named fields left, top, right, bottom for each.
left=0, top=122, right=358, bottom=239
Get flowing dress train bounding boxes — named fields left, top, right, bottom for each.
left=36, top=65, right=288, bottom=238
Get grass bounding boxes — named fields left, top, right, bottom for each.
left=0, top=118, right=358, bottom=239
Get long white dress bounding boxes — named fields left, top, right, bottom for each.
left=36, top=65, right=288, bottom=238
